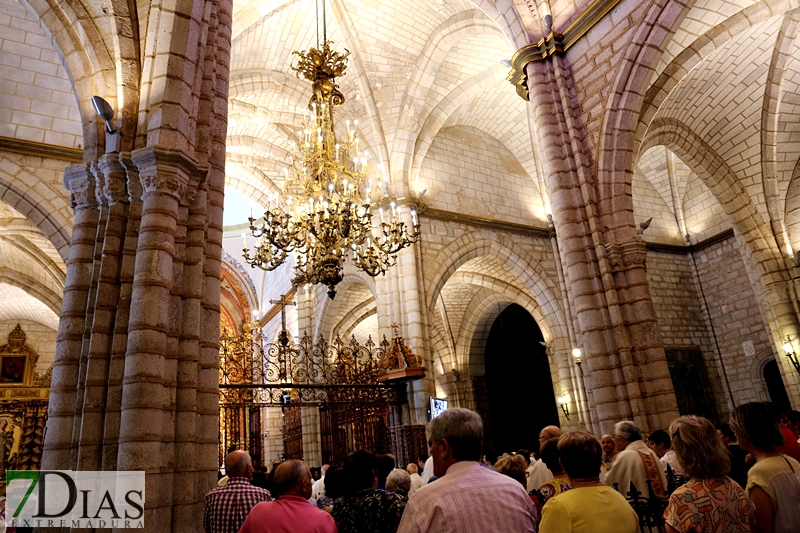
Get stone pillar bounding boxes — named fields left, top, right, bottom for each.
left=118, top=146, right=201, bottom=530
left=76, top=154, right=130, bottom=471
left=42, top=163, right=100, bottom=470
left=301, top=406, right=321, bottom=467
left=101, top=153, right=143, bottom=471
left=524, top=55, right=679, bottom=433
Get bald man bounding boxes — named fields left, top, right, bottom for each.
left=204, top=451, right=272, bottom=533
left=527, top=425, right=562, bottom=492
left=407, top=463, right=423, bottom=498
left=239, top=460, right=337, bottom=533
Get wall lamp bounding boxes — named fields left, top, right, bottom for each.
left=783, top=336, right=800, bottom=375
left=91, top=95, right=121, bottom=153
left=572, top=348, right=582, bottom=365
left=556, top=392, right=570, bottom=421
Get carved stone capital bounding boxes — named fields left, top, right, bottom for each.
left=120, top=152, right=142, bottom=203
left=605, top=240, right=647, bottom=272
left=130, top=146, right=207, bottom=206
left=63, top=162, right=99, bottom=210
left=93, top=154, right=129, bottom=206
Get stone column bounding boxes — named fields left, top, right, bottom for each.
left=101, top=153, right=143, bottom=471
left=76, top=154, right=130, bottom=471
left=119, top=146, right=200, bottom=530
left=524, top=55, right=679, bottom=432
left=301, top=406, right=321, bottom=467
left=42, top=163, right=100, bottom=470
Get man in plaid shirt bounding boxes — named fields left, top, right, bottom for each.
left=204, top=451, right=272, bottom=533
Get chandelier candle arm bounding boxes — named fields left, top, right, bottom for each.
left=242, top=39, right=421, bottom=299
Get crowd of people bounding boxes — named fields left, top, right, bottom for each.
left=204, top=402, right=800, bottom=533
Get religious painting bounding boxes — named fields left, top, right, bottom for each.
left=0, top=356, right=26, bottom=383
left=0, top=324, right=39, bottom=386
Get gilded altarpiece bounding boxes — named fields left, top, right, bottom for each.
left=0, top=325, right=52, bottom=490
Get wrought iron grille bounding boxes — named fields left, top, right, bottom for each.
left=219, top=324, right=398, bottom=406
left=610, top=467, right=686, bottom=533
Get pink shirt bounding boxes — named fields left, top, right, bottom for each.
left=238, top=495, right=338, bottom=533
left=397, top=461, right=538, bottom=533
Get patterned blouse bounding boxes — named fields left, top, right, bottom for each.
left=663, top=477, right=754, bottom=533
left=332, top=488, right=406, bottom=533
left=536, top=477, right=572, bottom=510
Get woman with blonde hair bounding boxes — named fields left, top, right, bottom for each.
left=495, top=453, right=529, bottom=489
left=663, top=416, right=754, bottom=533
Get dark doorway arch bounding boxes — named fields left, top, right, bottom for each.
left=473, top=304, right=558, bottom=460
left=763, top=359, right=791, bottom=413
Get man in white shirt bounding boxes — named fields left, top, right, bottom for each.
left=407, top=463, right=424, bottom=498
left=605, top=421, right=667, bottom=500
left=421, top=455, right=434, bottom=483
left=311, top=464, right=328, bottom=500
left=527, top=425, right=561, bottom=492
left=397, top=408, right=537, bottom=533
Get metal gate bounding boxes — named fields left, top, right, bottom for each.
left=219, top=321, right=400, bottom=465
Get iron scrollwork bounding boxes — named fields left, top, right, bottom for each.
left=219, top=323, right=399, bottom=406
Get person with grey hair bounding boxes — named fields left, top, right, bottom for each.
left=397, top=408, right=537, bottom=533
left=604, top=420, right=667, bottom=500
left=386, top=468, right=412, bottom=498
left=239, top=459, right=337, bottom=533
left=203, top=450, right=272, bottom=533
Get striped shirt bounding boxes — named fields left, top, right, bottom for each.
left=203, top=477, right=272, bottom=533
left=397, top=461, right=538, bottom=533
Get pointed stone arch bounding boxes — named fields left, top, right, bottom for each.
left=391, top=11, right=508, bottom=186
left=425, top=231, right=566, bottom=340
left=20, top=0, right=139, bottom=158
left=641, top=118, right=786, bottom=282
left=0, top=158, right=72, bottom=261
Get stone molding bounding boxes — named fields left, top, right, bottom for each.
left=507, top=0, right=623, bottom=100
left=0, top=136, right=83, bottom=163
left=130, top=146, right=208, bottom=205
left=62, top=163, right=98, bottom=210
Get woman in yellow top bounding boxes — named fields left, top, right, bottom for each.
left=539, top=431, right=639, bottom=533
left=730, top=402, right=800, bottom=533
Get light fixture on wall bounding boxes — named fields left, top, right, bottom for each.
left=242, top=0, right=419, bottom=300
left=91, top=95, right=121, bottom=153
left=572, top=348, right=582, bottom=365
left=557, top=391, right=570, bottom=420
left=782, top=336, right=800, bottom=375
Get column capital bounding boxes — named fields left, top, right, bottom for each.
left=120, top=152, right=142, bottom=203
left=93, top=154, right=129, bottom=206
left=130, top=146, right=208, bottom=205
left=604, top=239, right=648, bottom=272
left=63, top=162, right=99, bottom=210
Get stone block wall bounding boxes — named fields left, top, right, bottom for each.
left=690, top=236, right=777, bottom=405
left=418, top=126, right=545, bottom=225
left=0, top=0, right=82, bottom=148
left=646, top=251, right=728, bottom=418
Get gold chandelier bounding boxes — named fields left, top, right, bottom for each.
left=243, top=38, right=420, bottom=299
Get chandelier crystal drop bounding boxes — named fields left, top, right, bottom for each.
left=243, top=41, right=420, bottom=300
